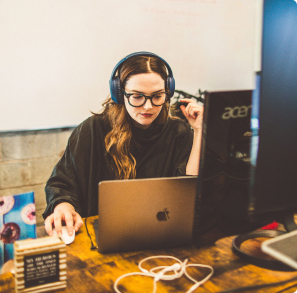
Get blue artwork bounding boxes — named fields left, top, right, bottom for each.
left=0, top=191, right=36, bottom=274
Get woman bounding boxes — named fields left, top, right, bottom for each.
left=43, top=52, right=203, bottom=237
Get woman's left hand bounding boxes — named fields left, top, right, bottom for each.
left=179, top=98, right=204, bottom=132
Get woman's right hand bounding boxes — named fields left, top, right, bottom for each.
left=44, top=202, right=83, bottom=237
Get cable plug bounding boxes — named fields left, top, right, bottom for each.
left=155, top=263, right=182, bottom=282
left=169, top=263, right=182, bottom=271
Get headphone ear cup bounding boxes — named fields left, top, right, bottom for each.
left=110, top=76, right=124, bottom=104
left=167, top=76, right=175, bottom=98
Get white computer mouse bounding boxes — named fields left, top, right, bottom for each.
left=52, top=226, right=75, bottom=245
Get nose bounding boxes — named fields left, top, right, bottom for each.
left=143, top=98, right=153, bottom=110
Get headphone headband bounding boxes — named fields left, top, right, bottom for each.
left=109, top=51, right=175, bottom=104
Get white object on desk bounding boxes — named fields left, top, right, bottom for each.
left=52, top=226, right=75, bottom=245
left=262, top=230, right=297, bottom=270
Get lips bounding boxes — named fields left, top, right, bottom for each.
left=141, top=113, right=153, bottom=118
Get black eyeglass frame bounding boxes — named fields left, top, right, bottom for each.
left=123, top=91, right=169, bottom=107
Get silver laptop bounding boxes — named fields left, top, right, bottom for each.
left=95, top=176, right=197, bottom=253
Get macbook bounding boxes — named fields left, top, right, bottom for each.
left=95, top=176, right=197, bottom=253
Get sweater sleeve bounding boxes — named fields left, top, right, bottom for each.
left=42, top=116, right=101, bottom=219
left=42, top=124, right=87, bottom=219
left=174, top=123, right=194, bottom=176
left=42, top=144, right=82, bottom=219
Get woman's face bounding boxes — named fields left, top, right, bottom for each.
left=124, top=72, right=165, bottom=129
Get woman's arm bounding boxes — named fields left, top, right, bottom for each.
left=43, top=146, right=84, bottom=236
left=43, top=120, right=91, bottom=236
left=179, top=98, right=204, bottom=175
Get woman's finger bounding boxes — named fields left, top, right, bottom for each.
left=73, top=213, right=84, bottom=232
left=179, top=98, right=194, bottom=104
left=64, top=210, right=75, bottom=236
left=44, top=214, right=54, bottom=236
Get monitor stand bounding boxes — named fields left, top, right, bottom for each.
left=283, top=211, right=297, bottom=232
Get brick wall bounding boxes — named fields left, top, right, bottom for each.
left=0, top=128, right=75, bottom=226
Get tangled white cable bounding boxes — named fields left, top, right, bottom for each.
left=114, top=255, right=214, bottom=293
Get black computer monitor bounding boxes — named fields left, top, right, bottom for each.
left=194, top=88, right=260, bottom=236
left=194, top=0, right=297, bottom=237
left=247, top=0, right=297, bottom=230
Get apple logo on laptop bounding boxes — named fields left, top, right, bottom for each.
left=157, top=208, right=170, bottom=221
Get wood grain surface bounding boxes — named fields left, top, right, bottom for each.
left=1, top=216, right=297, bottom=293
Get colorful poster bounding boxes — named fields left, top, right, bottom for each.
left=0, top=191, right=36, bottom=274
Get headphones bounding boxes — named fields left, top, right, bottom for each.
left=109, top=51, right=175, bottom=104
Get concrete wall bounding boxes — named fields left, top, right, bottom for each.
left=0, top=128, right=74, bottom=226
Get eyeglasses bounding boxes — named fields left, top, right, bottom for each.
left=124, top=91, right=168, bottom=107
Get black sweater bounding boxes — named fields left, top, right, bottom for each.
left=43, top=115, right=193, bottom=219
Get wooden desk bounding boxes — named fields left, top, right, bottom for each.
left=1, top=216, right=297, bottom=293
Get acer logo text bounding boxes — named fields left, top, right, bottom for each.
left=222, top=105, right=251, bottom=120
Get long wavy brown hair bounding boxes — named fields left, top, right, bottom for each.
left=99, top=55, right=171, bottom=179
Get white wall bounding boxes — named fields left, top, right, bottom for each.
left=0, top=0, right=262, bottom=132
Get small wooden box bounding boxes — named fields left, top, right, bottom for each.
left=14, top=236, right=66, bottom=293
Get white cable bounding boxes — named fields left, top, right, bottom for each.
left=185, top=264, right=214, bottom=293
left=113, top=255, right=214, bottom=293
